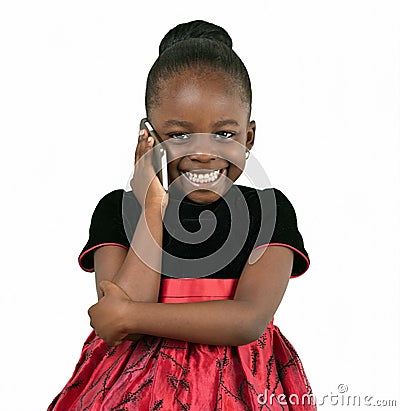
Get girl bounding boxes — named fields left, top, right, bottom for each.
left=49, top=20, right=316, bottom=411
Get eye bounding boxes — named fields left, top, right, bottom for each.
left=168, top=132, right=190, bottom=141
left=215, top=131, right=235, bottom=139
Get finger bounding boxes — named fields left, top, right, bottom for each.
left=88, top=304, right=94, bottom=319
left=135, top=130, right=144, bottom=163
left=99, top=280, right=113, bottom=295
left=138, top=128, right=147, bottom=141
left=99, top=280, right=128, bottom=299
left=134, top=129, right=148, bottom=162
left=135, top=131, right=155, bottom=164
left=136, top=143, right=152, bottom=168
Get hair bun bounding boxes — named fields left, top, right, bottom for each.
left=159, top=20, right=233, bottom=55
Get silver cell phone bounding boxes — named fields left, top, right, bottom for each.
left=140, top=118, right=168, bottom=191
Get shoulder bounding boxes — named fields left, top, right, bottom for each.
left=78, top=189, right=141, bottom=272
left=234, top=184, right=286, bottom=217
left=237, top=184, right=303, bottom=233
left=236, top=184, right=310, bottom=277
left=92, top=189, right=124, bottom=213
left=94, top=189, right=141, bottom=215
left=235, top=185, right=296, bottom=211
left=89, top=188, right=142, bottom=241
left=96, top=188, right=133, bottom=206
left=236, top=184, right=289, bottom=200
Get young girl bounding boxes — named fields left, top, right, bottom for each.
left=49, top=20, right=316, bottom=411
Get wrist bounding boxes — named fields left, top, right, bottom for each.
left=144, top=191, right=168, bottom=217
left=144, top=203, right=166, bottom=220
left=122, top=300, right=142, bottom=335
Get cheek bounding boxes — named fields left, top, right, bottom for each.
left=220, top=143, right=246, bottom=170
left=166, top=156, right=180, bottom=175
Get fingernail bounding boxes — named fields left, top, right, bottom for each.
left=139, top=129, right=145, bottom=136
left=147, top=136, right=152, bottom=143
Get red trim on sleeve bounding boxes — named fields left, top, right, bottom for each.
left=252, top=242, right=310, bottom=278
left=78, top=243, right=129, bottom=272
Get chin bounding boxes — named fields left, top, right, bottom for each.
left=186, top=187, right=232, bottom=204
left=186, top=192, right=219, bottom=204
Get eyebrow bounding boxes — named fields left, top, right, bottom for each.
left=162, top=119, right=240, bottom=128
left=163, top=120, right=192, bottom=128
left=213, top=119, right=240, bottom=128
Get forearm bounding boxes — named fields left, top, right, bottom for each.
left=112, top=206, right=163, bottom=302
left=125, top=299, right=268, bottom=346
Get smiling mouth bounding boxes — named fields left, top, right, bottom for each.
left=179, top=168, right=228, bottom=186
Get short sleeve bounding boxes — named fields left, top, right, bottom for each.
left=252, top=188, right=310, bottom=277
left=78, top=189, right=141, bottom=272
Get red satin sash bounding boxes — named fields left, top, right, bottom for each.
left=158, top=278, right=239, bottom=303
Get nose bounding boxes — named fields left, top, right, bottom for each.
left=187, top=152, right=216, bottom=162
left=165, top=134, right=223, bottom=165
left=186, top=135, right=218, bottom=162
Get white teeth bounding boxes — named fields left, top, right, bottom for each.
left=185, top=169, right=221, bottom=183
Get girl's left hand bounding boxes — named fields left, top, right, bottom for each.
left=88, top=280, right=133, bottom=346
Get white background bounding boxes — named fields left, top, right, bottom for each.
left=0, top=1, right=399, bottom=410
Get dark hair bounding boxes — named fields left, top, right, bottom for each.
left=145, top=20, right=252, bottom=116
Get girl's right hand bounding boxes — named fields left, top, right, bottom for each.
left=130, top=129, right=168, bottom=213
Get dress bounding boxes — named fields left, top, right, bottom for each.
left=48, top=184, right=316, bottom=410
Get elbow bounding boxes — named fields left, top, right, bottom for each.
left=234, top=313, right=272, bottom=346
left=243, top=321, right=270, bottom=346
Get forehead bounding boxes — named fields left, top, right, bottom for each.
left=151, top=69, right=248, bottom=121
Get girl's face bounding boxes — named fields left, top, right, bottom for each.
left=149, top=69, right=255, bottom=204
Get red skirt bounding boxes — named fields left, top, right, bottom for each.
left=48, top=279, right=316, bottom=410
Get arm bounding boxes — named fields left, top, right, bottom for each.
left=94, top=246, right=127, bottom=300
left=93, top=206, right=163, bottom=302
left=94, top=207, right=164, bottom=341
left=90, top=130, right=166, bottom=342
left=130, top=245, right=293, bottom=345
left=90, top=245, right=293, bottom=346
left=110, top=206, right=164, bottom=301
left=94, top=129, right=166, bottom=302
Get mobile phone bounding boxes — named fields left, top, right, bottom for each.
left=140, top=118, right=168, bottom=191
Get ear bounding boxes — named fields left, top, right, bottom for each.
left=246, top=120, right=256, bottom=150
